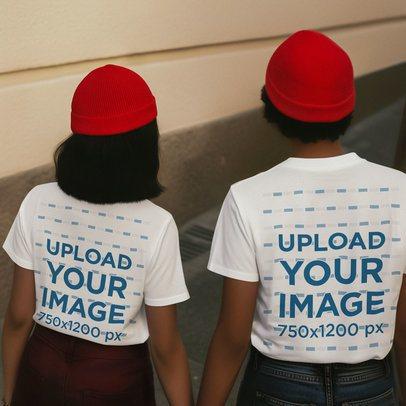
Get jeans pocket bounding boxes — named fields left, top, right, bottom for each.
left=259, top=364, right=321, bottom=384
left=341, top=387, right=396, bottom=406
left=255, top=391, right=316, bottom=406
left=11, top=365, right=45, bottom=406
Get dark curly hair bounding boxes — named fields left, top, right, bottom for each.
left=261, top=87, right=353, bottom=143
left=54, top=119, right=164, bottom=204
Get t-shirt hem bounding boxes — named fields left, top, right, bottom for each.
left=250, top=335, right=393, bottom=363
left=2, top=242, right=35, bottom=270
left=208, top=262, right=259, bottom=282
left=144, top=291, right=190, bottom=307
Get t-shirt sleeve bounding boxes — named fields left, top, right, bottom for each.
left=2, top=192, right=36, bottom=270
left=208, top=189, right=259, bottom=282
left=144, top=216, right=190, bottom=306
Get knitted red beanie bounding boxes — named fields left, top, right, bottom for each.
left=265, top=30, right=355, bottom=122
left=71, top=64, right=157, bottom=135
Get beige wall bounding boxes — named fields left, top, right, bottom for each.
left=1, top=1, right=406, bottom=178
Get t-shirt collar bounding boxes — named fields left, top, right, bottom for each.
left=280, top=152, right=364, bottom=171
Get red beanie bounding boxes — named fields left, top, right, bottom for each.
left=265, top=30, right=355, bottom=122
left=71, top=64, right=157, bottom=135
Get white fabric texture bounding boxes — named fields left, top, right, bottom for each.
left=3, top=182, right=189, bottom=345
left=209, top=153, right=406, bottom=363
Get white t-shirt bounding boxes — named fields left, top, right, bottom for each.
left=3, top=182, right=189, bottom=345
left=209, top=153, right=406, bottom=363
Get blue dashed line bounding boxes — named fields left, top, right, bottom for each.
left=348, top=346, right=358, bottom=351
left=136, top=264, right=145, bottom=269
left=48, top=203, right=56, bottom=208
left=123, top=231, right=131, bottom=236
left=369, top=342, right=379, bottom=348
left=263, top=209, right=272, bottom=214
left=95, top=241, right=102, bottom=246
left=88, top=225, right=96, bottom=230
left=348, top=205, right=358, bottom=210
left=306, top=347, right=316, bottom=351
left=284, top=208, right=293, bottom=212
left=274, top=225, right=283, bottom=229
left=112, top=244, right=121, bottom=249
left=285, top=345, right=294, bottom=350
left=315, top=189, right=325, bottom=194
left=358, top=188, right=368, bottom=192
left=359, top=221, right=369, bottom=226
left=305, top=207, right=315, bottom=212
left=295, top=224, right=304, bottom=228
left=116, top=215, right=124, bottom=220
left=71, top=221, right=79, bottom=225
left=61, top=234, right=69, bottom=238
left=273, top=192, right=282, bottom=196
left=392, top=237, right=401, bottom=242
left=263, top=243, right=273, bottom=247
left=381, top=220, right=390, bottom=224
left=326, top=206, right=336, bottom=211
left=327, top=346, right=337, bottom=351
left=391, top=204, right=400, bottom=208
left=370, top=204, right=379, bottom=209
left=338, top=223, right=348, bottom=227
left=82, top=209, right=89, bottom=213
left=317, top=224, right=326, bottom=228
left=392, top=271, right=401, bottom=275
left=337, top=188, right=346, bottom=193
left=380, top=187, right=389, bottom=192
left=264, top=276, right=273, bottom=281
left=140, top=235, right=149, bottom=240
left=78, top=236, right=85, bottom=241
left=263, top=310, right=272, bottom=314
left=130, top=248, right=137, bottom=252
left=105, top=228, right=113, bottom=233
left=134, top=219, right=142, bottom=224
left=65, top=206, right=72, bottom=210
left=44, top=230, right=52, bottom=234
left=54, top=219, right=62, bottom=223
left=294, top=190, right=303, bottom=195
left=38, top=215, right=45, bottom=219
left=98, top=212, right=107, bottom=217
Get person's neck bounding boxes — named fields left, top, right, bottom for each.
left=291, top=139, right=344, bottom=158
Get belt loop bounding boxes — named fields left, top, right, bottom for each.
left=253, top=347, right=259, bottom=371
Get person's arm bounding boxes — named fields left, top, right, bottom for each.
left=146, top=304, right=193, bottom=406
left=2, top=265, right=35, bottom=404
left=395, top=275, right=406, bottom=404
left=197, top=277, right=259, bottom=406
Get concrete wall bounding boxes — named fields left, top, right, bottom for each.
left=1, top=1, right=406, bottom=178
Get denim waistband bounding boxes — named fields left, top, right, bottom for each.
left=251, top=346, right=391, bottom=384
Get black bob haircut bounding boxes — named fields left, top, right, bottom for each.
left=54, top=119, right=164, bottom=204
left=261, top=86, right=353, bottom=143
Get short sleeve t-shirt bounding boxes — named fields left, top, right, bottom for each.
left=209, top=153, right=406, bottom=363
left=3, top=182, right=189, bottom=345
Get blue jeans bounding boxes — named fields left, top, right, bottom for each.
left=237, top=346, right=398, bottom=405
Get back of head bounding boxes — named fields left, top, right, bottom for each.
left=263, top=30, right=355, bottom=142
left=55, top=64, right=163, bottom=204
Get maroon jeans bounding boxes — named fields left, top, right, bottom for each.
left=12, top=324, right=156, bottom=406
